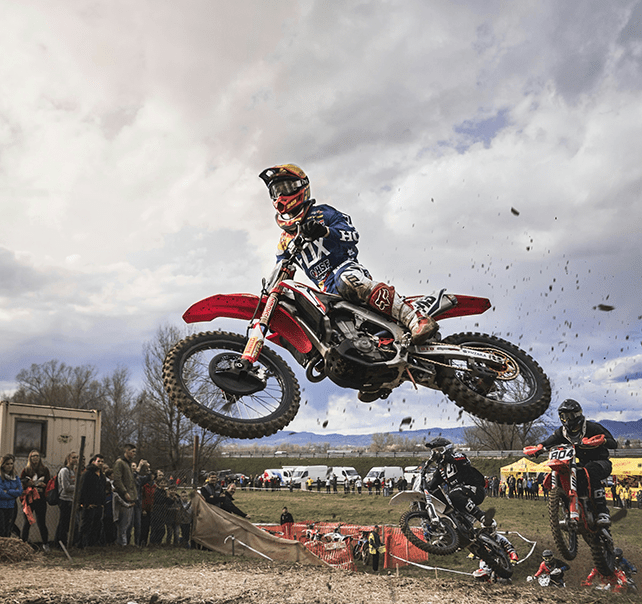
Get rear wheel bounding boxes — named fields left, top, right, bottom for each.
left=437, top=332, right=551, bottom=424
left=399, top=509, right=459, bottom=555
left=163, top=331, right=300, bottom=439
left=548, top=487, right=578, bottom=560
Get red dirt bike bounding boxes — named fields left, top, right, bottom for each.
left=163, top=230, right=551, bottom=439
left=524, top=442, right=619, bottom=576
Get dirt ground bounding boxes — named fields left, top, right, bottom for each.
left=2, top=554, right=634, bottom=604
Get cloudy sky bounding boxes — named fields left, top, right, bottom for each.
left=1, top=0, right=641, bottom=437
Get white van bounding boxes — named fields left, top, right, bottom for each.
left=364, top=466, right=404, bottom=484
left=329, top=466, right=362, bottom=485
left=291, top=465, right=329, bottom=487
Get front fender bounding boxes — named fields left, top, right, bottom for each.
left=182, top=293, right=313, bottom=354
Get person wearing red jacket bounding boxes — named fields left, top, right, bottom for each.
left=525, top=399, right=617, bottom=527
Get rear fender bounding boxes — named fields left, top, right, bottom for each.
left=182, top=293, right=313, bottom=354
left=437, top=294, right=491, bottom=320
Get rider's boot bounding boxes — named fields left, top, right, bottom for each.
left=367, top=283, right=438, bottom=344
left=594, top=487, right=611, bottom=527
left=469, top=505, right=487, bottom=524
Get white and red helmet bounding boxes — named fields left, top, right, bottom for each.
left=259, top=164, right=313, bottom=232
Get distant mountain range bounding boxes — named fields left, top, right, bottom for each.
left=227, top=418, right=642, bottom=448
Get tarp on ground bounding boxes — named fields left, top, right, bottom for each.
left=191, top=494, right=326, bottom=565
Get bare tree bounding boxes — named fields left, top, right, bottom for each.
left=100, top=366, right=138, bottom=463
left=141, top=324, right=224, bottom=471
left=13, top=360, right=103, bottom=409
left=464, top=416, right=549, bottom=451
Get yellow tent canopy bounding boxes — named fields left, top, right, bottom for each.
left=500, top=457, right=546, bottom=477
left=500, top=457, right=642, bottom=480
left=611, top=458, right=642, bottom=477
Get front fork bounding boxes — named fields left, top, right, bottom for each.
left=240, top=283, right=283, bottom=364
left=553, top=467, right=580, bottom=524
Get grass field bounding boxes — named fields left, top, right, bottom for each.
left=230, top=486, right=641, bottom=583
left=27, top=486, right=641, bottom=594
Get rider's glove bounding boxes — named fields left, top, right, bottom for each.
left=301, top=220, right=329, bottom=240
left=523, top=444, right=543, bottom=457
left=582, top=433, right=606, bottom=447
left=526, top=576, right=534, bottom=583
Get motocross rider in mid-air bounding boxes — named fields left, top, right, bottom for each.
left=525, top=398, right=617, bottom=527
left=259, top=164, right=438, bottom=402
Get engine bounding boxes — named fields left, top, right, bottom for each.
left=322, top=313, right=399, bottom=390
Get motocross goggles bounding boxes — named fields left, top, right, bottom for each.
left=270, top=177, right=309, bottom=206
left=559, top=410, right=583, bottom=426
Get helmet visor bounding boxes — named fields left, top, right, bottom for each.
left=269, top=178, right=306, bottom=202
left=559, top=410, right=583, bottom=426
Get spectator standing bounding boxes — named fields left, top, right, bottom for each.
left=178, top=490, right=193, bottom=547
left=0, top=454, right=22, bottom=537
left=220, top=484, right=250, bottom=519
left=102, top=467, right=116, bottom=544
left=77, top=454, right=106, bottom=548
left=368, top=525, right=386, bottom=572
left=19, top=450, right=50, bottom=548
left=112, top=444, right=137, bottom=546
left=373, top=477, right=381, bottom=495
left=507, top=475, right=516, bottom=498
left=140, top=470, right=156, bottom=546
left=54, top=451, right=78, bottom=548
left=165, top=485, right=181, bottom=545
left=280, top=506, right=294, bottom=539
left=200, top=472, right=221, bottom=507
left=133, top=460, right=152, bottom=546
left=150, top=476, right=170, bottom=545
left=356, top=477, right=362, bottom=494
left=516, top=475, right=524, bottom=499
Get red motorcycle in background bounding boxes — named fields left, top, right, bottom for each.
left=163, top=230, right=551, bottom=439
left=524, top=442, right=618, bottom=577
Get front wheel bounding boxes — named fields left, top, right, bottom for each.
left=436, top=332, right=551, bottom=424
left=399, top=509, right=459, bottom=555
left=548, top=487, right=578, bottom=560
left=163, top=331, right=300, bottom=439
left=587, top=532, right=616, bottom=577
left=475, top=533, right=513, bottom=579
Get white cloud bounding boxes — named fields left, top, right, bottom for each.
left=1, top=0, right=641, bottom=434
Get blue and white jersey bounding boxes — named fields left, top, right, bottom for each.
left=276, top=203, right=361, bottom=293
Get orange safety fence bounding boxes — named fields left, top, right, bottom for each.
left=256, top=522, right=429, bottom=570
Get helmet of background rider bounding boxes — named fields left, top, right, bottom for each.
left=614, top=547, right=623, bottom=563
left=542, top=549, right=554, bottom=562
left=259, top=164, right=313, bottom=233
left=558, top=398, right=586, bottom=437
left=425, top=437, right=453, bottom=462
